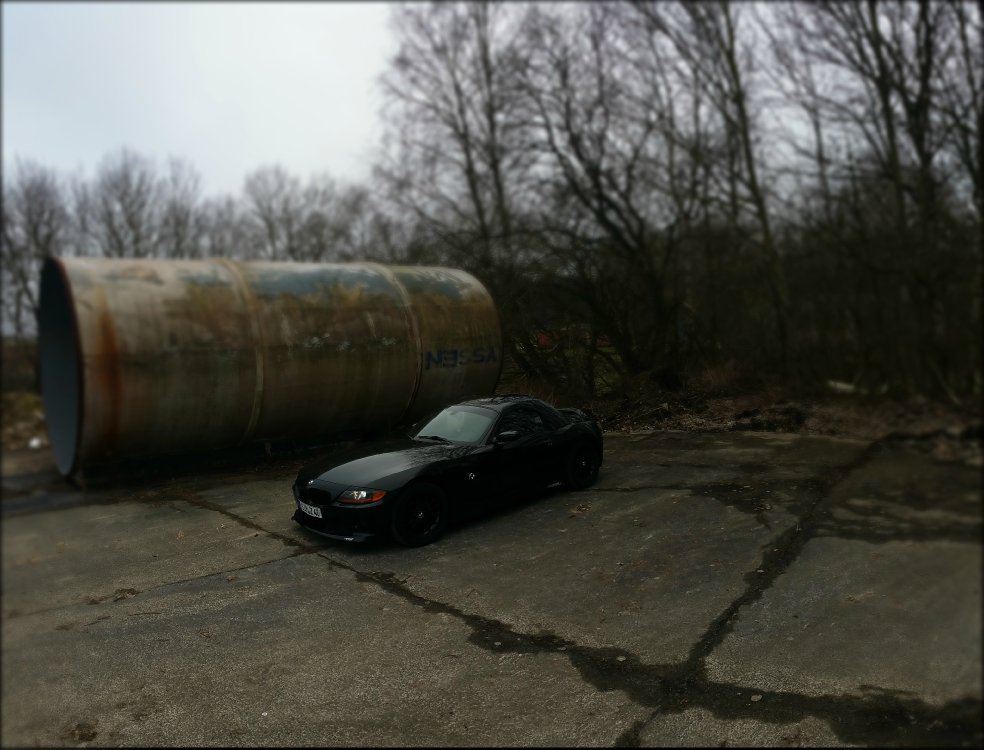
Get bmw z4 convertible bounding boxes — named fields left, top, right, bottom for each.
left=291, top=395, right=603, bottom=546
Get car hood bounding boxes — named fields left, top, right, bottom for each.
left=296, top=437, right=475, bottom=491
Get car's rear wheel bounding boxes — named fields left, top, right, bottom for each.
left=565, top=441, right=599, bottom=490
left=390, top=482, right=448, bottom=547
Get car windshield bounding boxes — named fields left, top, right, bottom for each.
left=412, top=405, right=496, bottom=445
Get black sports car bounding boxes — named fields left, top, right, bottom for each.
left=291, top=395, right=603, bottom=546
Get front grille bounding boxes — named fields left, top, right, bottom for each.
left=302, top=487, right=335, bottom=506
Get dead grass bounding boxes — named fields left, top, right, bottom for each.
left=497, top=355, right=980, bottom=447
left=2, top=391, right=48, bottom=451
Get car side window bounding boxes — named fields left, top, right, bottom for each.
left=497, top=406, right=546, bottom=437
left=535, top=403, right=567, bottom=431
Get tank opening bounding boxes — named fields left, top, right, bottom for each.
left=39, top=258, right=82, bottom=476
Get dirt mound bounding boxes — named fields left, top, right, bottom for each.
left=731, top=402, right=808, bottom=432
left=582, top=386, right=979, bottom=449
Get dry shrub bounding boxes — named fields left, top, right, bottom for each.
left=690, top=360, right=746, bottom=396
left=1, top=391, right=47, bottom=450
left=499, top=375, right=558, bottom=405
left=1, top=338, right=38, bottom=392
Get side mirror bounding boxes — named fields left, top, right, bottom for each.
left=493, top=430, right=521, bottom=447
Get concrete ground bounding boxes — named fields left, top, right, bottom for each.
left=1, top=429, right=980, bottom=747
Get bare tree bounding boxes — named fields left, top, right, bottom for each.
left=778, top=0, right=980, bottom=398
left=634, top=0, right=792, bottom=377
left=201, top=195, right=250, bottom=260
left=3, top=2, right=978, bottom=403
left=936, top=0, right=983, bottom=225
left=73, top=148, right=163, bottom=258
left=242, top=167, right=382, bottom=262
left=294, top=173, right=341, bottom=262
left=294, top=176, right=375, bottom=262
left=242, top=165, right=306, bottom=260
left=158, top=157, right=208, bottom=259
left=320, top=183, right=380, bottom=261
left=378, top=1, right=533, bottom=273
left=517, top=3, right=678, bottom=377
left=1, top=159, right=70, bottom=336
left=378, top=1, right=556, bottom=384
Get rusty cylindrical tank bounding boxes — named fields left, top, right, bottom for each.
left=38, top=258, right=502, bottom=476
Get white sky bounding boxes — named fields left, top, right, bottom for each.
left=2, top=1, right=396, bottom=196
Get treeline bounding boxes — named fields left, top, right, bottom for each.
left=1, top=155, right=400, bottom=329
left=3, top=1, right=981, bottom=404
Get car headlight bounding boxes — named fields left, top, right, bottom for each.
left=338, top=488, right=387, bottom=504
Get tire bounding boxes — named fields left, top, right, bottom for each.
left=390, top=482, right=448, bottom=547
left=565, top=441, right=600, bottom=490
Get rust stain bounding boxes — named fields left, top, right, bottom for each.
left=104, top=266, right=164, bottom=285
left=93, top=304, right=123, bottom=457
left=53, top=258, right=500, bottom=471
left=214, top=259, right=266, bottom=446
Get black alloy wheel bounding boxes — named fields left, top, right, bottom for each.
left=565, top=441, right=599, bottom=490
left=390, top=482, right=448, bottom=547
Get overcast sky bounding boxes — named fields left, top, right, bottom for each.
left=2, top=2, right=396, bottom=196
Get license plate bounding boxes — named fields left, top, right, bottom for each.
left=298, top=499, right=323, bottom=519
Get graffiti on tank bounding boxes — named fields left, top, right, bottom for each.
left=424, top=347, right=498, bottom=369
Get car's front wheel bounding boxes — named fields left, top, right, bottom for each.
left=565, top=441, right=600, bottom=490
left=390, top=482, right=448, bottom=547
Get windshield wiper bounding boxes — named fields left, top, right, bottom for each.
left=416, top=434, right=452, bottom=443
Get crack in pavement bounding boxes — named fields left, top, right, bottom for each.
left=169, top=491, right=316, bottom=550
left=325, top=555, right=980, bottom=747
left=613, top=433, right=981, bottom=745
left=315, top=433, right=981, bottom=747
left=174, top=429, right=979, bottom=745
left=6, top=429, right=978, bottom=745
left=70, top=491, right=327, bottom=609
left=5, top=492, right=323, bottom=620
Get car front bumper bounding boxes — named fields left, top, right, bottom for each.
left=291, top=501, right=390, bottom=543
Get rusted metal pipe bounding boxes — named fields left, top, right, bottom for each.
left=38, top=258, right=502, bottom=476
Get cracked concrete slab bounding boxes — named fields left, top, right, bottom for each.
left=2, top=553, right=643, bottom=747
left=704, top=450, right=982, bottom=707
left=2, top=494, right=294, bottom=617
left=637, top=708, right=842, bottom=747
left=704, top=536, right=982, bottom=704
left=206, top=472, right=795, bottom=665
left=1, top=429, right=980, bottom=747
left=309, top=486, right=781, bottom=665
